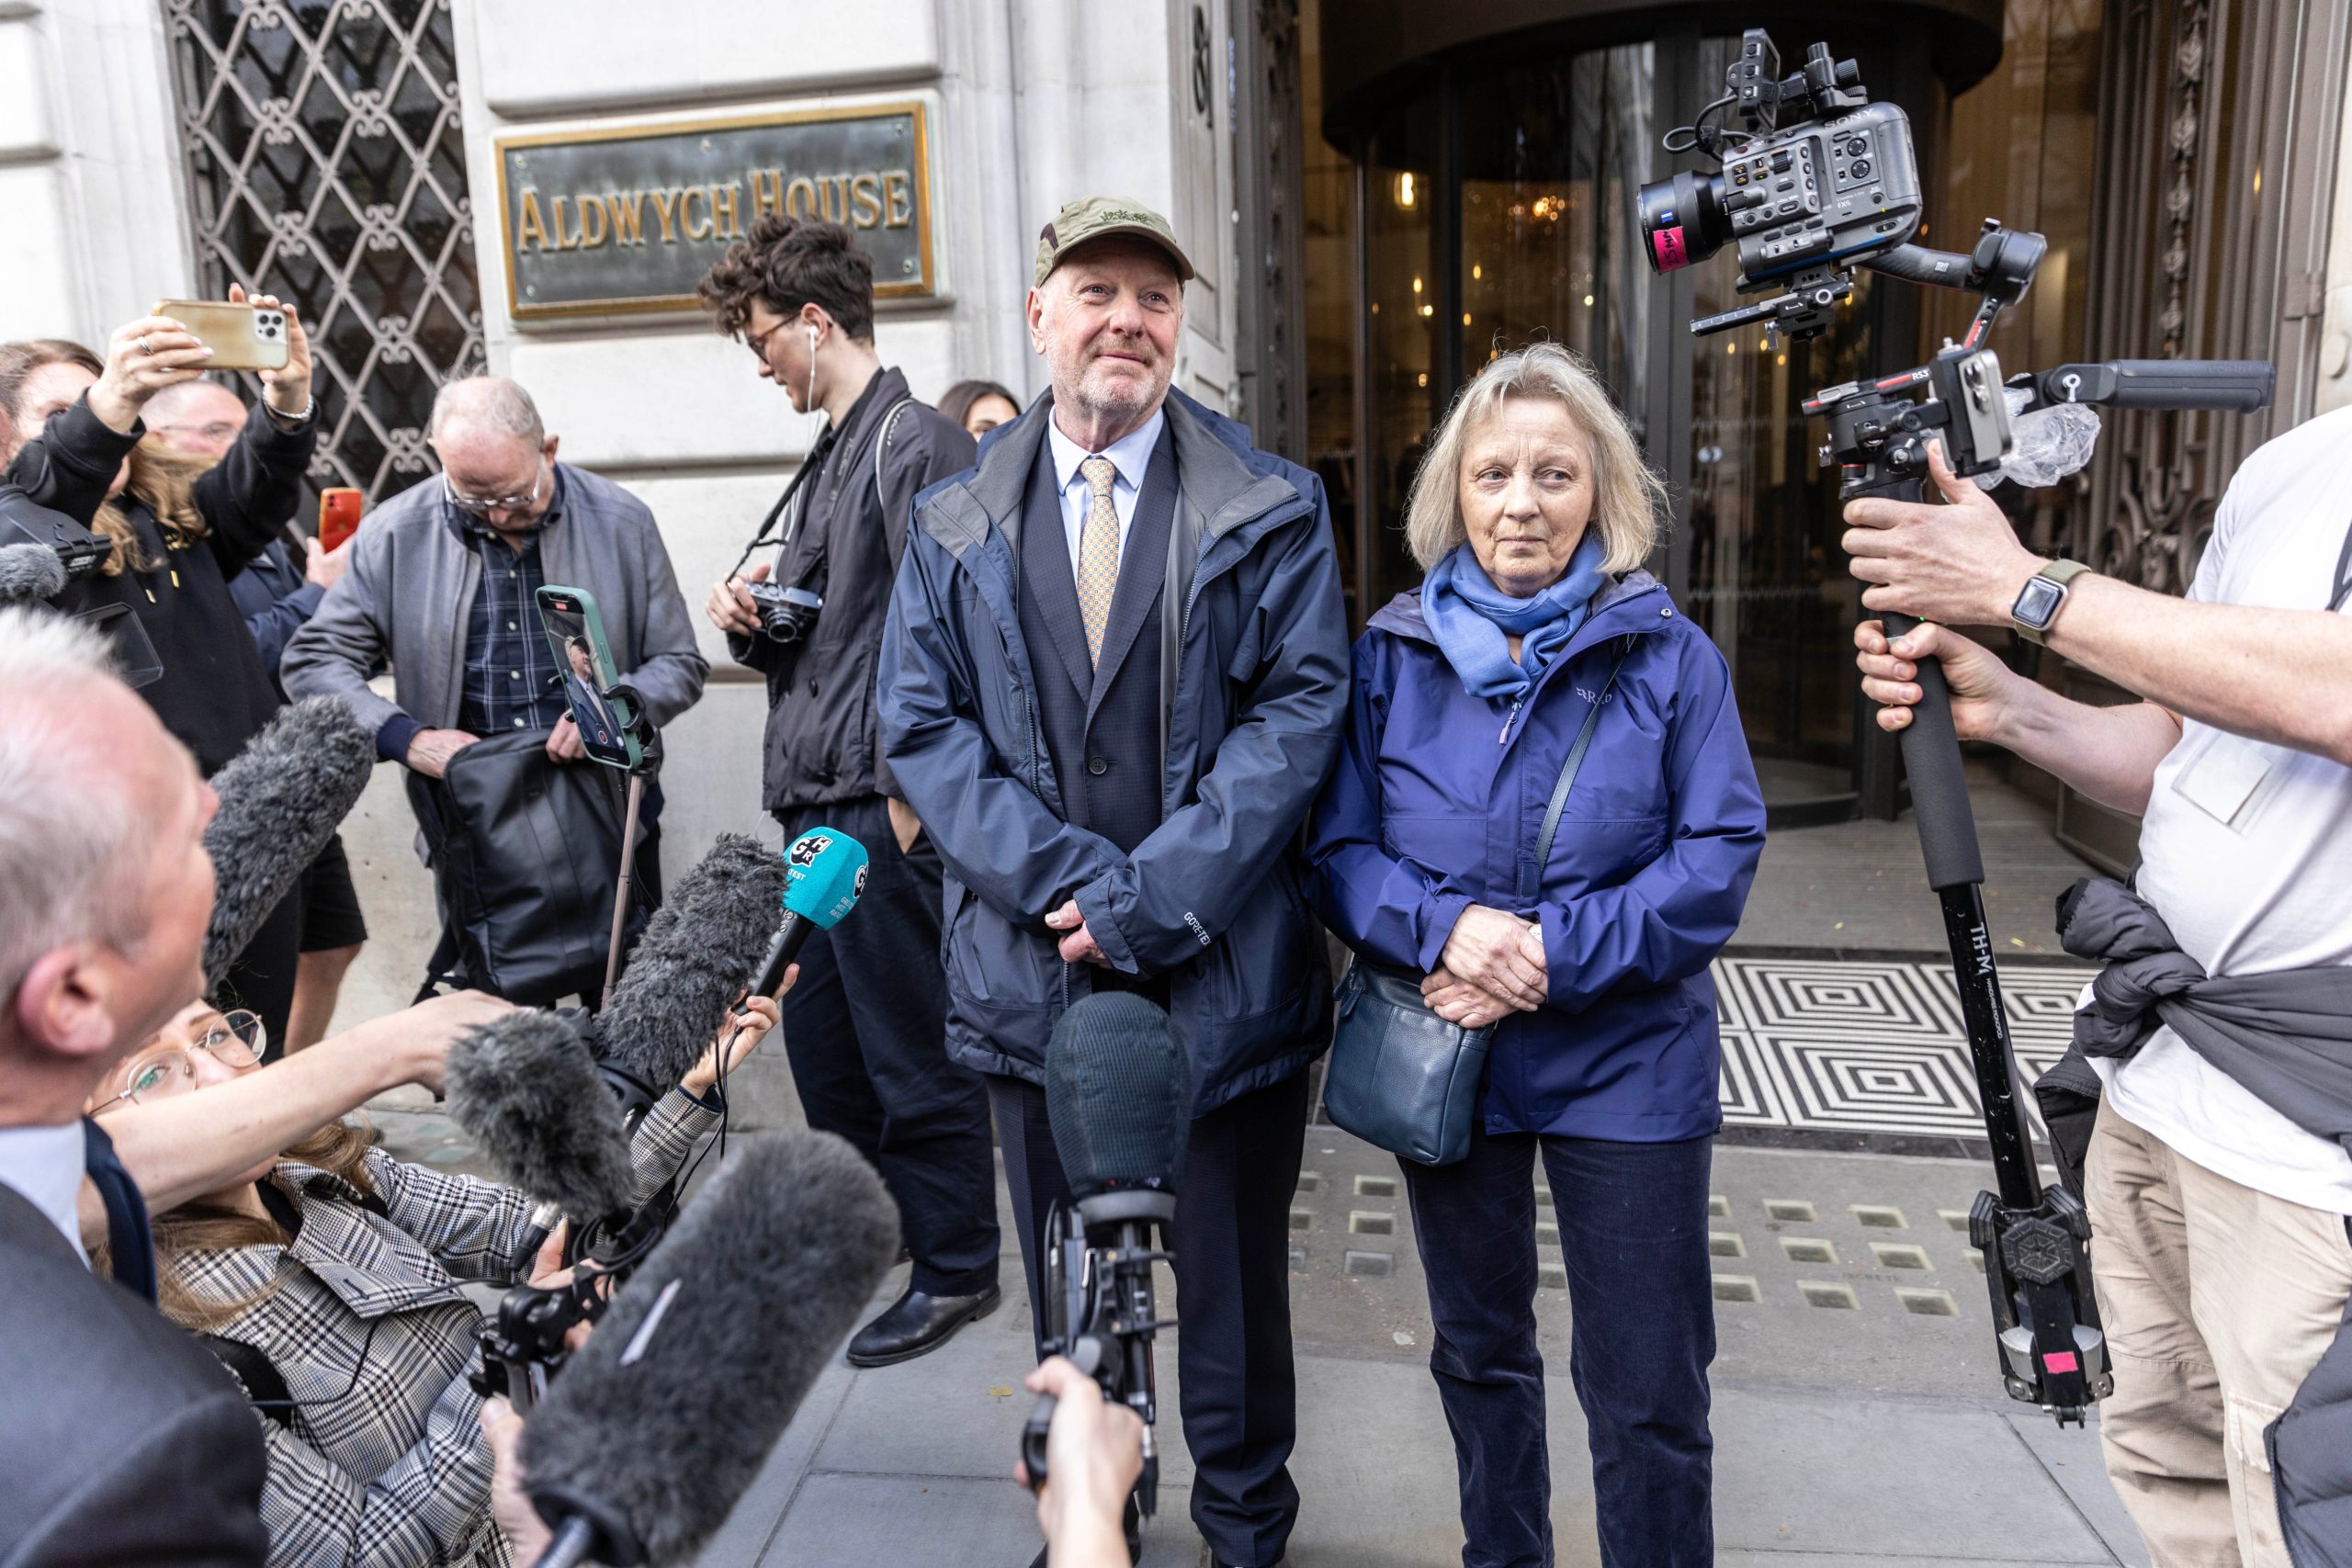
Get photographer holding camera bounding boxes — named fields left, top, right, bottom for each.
left=696, top=216, right=1001, bottom=1368
left=1849, top=412, right=2352, bottom=1567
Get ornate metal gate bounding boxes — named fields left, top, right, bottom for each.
left=161, top=0, right=483, bottom=499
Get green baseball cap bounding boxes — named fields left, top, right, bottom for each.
left=1033, top=196, right=1195, bottom=288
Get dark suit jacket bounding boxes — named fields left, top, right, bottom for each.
left=0, top=1183, right=268, bottom=1567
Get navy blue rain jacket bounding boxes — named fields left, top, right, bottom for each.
left=876, top=389, right=1351, bottom=1115
left=1305, top=575, right=1765, bottom=1141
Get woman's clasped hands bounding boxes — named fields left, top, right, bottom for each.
left=1423, top=903, right=1549, bottom=1029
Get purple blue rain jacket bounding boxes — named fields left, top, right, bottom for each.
left=1305, top=572, right=1766, bottom=1142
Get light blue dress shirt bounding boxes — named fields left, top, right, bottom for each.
left=1045, top=405, right=1166, bottom=572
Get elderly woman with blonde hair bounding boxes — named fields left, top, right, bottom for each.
left=1306, top=342, right=1764, bottom=1568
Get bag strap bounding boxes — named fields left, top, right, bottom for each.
left=1532, top=637, right=1634, bottom=872
left=203, top=1334, right=294, bottom=1428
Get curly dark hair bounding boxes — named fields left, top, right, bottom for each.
left=695, top=213, right=875, bottom=342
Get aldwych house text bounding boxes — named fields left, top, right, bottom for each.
left=510, top=166, right=918, bottom=252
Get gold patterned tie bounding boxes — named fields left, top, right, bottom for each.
left=1075, top=454, right=1121, bottom=666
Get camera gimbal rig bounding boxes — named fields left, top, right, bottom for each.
left=1642, top=29, right=2276, bottom=1424
left=1022, top=1191, right=1176, bottom=1520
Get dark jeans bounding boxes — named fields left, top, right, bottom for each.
left=777, top=795, right=1000, bottom=1297
left=1403, top=1126, right=1716, bottom=1568
left=990, top=1068, right=1309, bottom=1568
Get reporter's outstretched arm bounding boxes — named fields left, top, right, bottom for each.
left=620, top=987, right=787, bottom=1212
left=1017, top=1357, right=1143, bottom=1568
left=80, top=990, right=513, bottom=1247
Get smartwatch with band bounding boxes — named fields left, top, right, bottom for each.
left=2011, top=558, right=2091, bottom=645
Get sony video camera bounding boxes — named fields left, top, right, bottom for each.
left=1637, top=31, right=1929, bottom=342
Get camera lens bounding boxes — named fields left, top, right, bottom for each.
left=1635, top=169, right=1729, bottom=275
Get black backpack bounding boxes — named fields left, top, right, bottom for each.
left=404, top=728, right=657, bottom=1006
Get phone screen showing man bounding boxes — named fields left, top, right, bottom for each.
left=534, top=587, right=641, bottom=770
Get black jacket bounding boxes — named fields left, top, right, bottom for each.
left=730, top=367, right=975, bottom=811
left=9, top=396, right=314, bottom=774
left=0, top=1182, right=268, bottom=1567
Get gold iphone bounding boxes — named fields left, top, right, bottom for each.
left=152, top=300, right=289, bottom=371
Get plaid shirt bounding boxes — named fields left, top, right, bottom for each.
left=452, top=475, right=570, bottom=739
left=169, top=1089, right=716, bottom=1568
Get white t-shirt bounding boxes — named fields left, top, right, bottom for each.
left=2088, top=403, right=2352, bottom=1214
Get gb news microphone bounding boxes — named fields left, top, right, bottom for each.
left=518, top=1130, right=901, bottom=1568
left=1021, top=992, right=1189, bottom=1523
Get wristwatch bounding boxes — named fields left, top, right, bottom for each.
left=2011, top=559, right=2091, bottom=646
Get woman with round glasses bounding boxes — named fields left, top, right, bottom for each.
left=87, top=982, right=791, bottom=1567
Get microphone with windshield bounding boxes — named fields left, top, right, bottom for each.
left=1020, top=992, right=1189, bottom=1520
left=201, top=697, right=377, bottom=991
left=520, top=1130, right=900, bottom=1568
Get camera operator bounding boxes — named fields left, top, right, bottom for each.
left=695, top=216, right=1002, bottom=1366
left=1015, top=1357, right=1147, bottom=1568
left=1849, top=416, right=2352, bottom=1567
left=0, top=605, right=266, bottom=1565
left=1, top=291, right=320, bottom=1050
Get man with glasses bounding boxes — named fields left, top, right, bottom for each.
left=283, top=377, right=707, bottom=994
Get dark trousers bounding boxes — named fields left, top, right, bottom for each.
left=990, top=1068, right=1309, bottom=1567
left=1403, top=1127, right=1716, bottom=1568
left=220, top=887, right=300, bottom=1063
left=777, top=795, right=1000, bottom=1297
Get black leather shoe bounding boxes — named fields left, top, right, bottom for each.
left=844, top=1283, right=1001, bottom=1367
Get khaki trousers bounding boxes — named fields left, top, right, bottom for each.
left=2086, top=1100, right=2352, bottom=1567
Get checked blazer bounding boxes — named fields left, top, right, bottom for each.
left=166, top=1091, right=714, bottom=1568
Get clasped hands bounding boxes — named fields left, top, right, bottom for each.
left=1423, top=904, right=1548, bottom=1029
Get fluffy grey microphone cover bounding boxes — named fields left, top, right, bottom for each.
left=594, top=832, right=785, bottom=1091
left=523, top=1132, right=899, bottom=1563
left=0, top=544, right=68, bottom=604
left=201, top=696, right=377, bottom=987
left=446, top=1010, right=632, bottom=1221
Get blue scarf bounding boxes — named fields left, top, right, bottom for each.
left=1421, top=535, right=1610, bottom=700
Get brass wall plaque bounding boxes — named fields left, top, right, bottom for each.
left=494, top=103, right=934, bottom=321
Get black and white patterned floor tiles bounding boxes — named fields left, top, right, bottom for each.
left=1713, top=952, right=2092, bottom=1155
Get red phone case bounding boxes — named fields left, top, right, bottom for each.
left=318, top=489, right=363, bottom=552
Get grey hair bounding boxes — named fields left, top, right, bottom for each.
left=1403, top=342, right=1666, bottom=574
left=0, top=609, right=149, bottom=1004
left=429, top=376, right=545, bottom=446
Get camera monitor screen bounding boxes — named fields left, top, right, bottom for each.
left=534, top=585, right=642, bottom=771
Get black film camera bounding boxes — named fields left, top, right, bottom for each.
left=1638, top=28, right=2278, bottom=1427
left=1021, top=1190, right=1175, bottom=1519
left=743, top=580, right=822, bottom=644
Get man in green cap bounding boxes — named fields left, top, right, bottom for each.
left=879, top=197, right=1349, bottom=1568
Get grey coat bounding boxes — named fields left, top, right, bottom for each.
left=281, top=465, right=707, bottom=755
